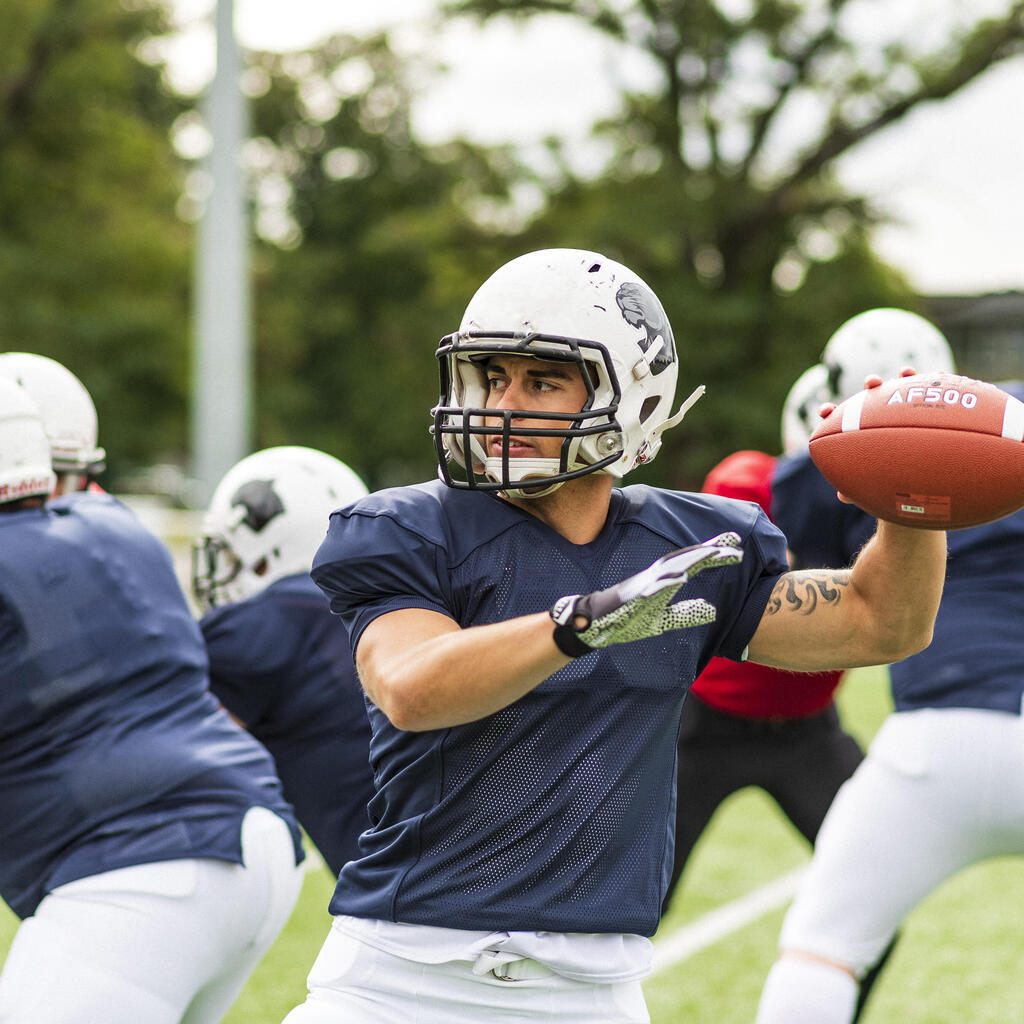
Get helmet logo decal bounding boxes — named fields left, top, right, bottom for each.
left=616, top=282, right=676, bottom=375
left=230, top=479, right=285, bottom=532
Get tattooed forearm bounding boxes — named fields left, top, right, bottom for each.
left=765, top=571, right=851, bottom=616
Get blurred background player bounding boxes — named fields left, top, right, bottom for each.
left=664, top=380, right=892, bottom=1020
left=771, top=308, right=957, bottom=570
left=754, top=312, right=1024, bottom=1023
left=0, top=376, right=305, bottom=1024
left=194, top=445, right=375, bottom=878
left=664, top=450, right=859, bottom=917
left=0, top=352, right=106, bottom=496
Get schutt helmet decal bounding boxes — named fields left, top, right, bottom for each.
left=231, top=479, right=285, bottom=532
left=615, top=281, right=676, bottom=375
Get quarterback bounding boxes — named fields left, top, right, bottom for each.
left=286, top=249, right=946, bottom=1023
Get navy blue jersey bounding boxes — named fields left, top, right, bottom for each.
left=771, top=382, right=1024, bottom=715
left=893, top=509, right=1024, bottom=713
left=311, top=480, right=788, bottom=936
left=201, top=574, right=375, bottom=876
left=0, top=492, right=303, bottom=920
left=771, top=454, right=875, bottom=569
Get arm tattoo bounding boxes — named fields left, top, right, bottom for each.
left=765, top=571, right=851, bottom=616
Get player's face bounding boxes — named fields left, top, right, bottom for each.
left=482, top=355, right=588, bottom=462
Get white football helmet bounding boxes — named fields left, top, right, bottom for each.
left=0, top=352, right=105, bottom=480
left=431, top=248, right=704, bottom=497
left=780, top=363, right=832, bottom=456
left=192, top=445, right=368, bottom=610
left=0, top=378, right=56, bottom=504
left=821, top=308, right=956, bottom=404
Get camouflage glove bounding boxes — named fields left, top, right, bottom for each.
left=549, top=532, right=743, bottom=657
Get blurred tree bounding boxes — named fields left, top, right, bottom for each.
left=6, top=2, right=1020, bottom=495
left=243, top=33, right=535, bottom=487
left=0, top=0, right=191, bottom=482
left=443, top=0, right=1024, bottom=485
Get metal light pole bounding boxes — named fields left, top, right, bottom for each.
left=192, top=0, right=251, bottom=506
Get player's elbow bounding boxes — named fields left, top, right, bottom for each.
left=875, top=619, right=935, bottom=664
left=368, top=676, right=436, bottom=732
left=378, top=700, right=428, bottom=732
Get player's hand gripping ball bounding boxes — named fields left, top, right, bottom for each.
left=809, top=371, right=1024, bottom=529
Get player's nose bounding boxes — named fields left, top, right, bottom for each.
left=493, top=377, right=529, bottom=412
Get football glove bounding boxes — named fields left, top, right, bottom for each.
left=549, top=532, right=744, bottom=657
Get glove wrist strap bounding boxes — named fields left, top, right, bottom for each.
left=549, top=596, right=594, bottom=658
left=551, top=621, right=593, bottom=658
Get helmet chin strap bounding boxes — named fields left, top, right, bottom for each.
left=649, top=385, right=705, bottom=444
left=483, top=456, right=580, bottom=500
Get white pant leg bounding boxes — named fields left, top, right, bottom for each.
left=757, top=708, right=1024, bottom=1024
left=284, top=920, right=650, bottom=1024
left=0, top=806, right=303, bottom=1024
left=756, top=957, right=859, bottom=1024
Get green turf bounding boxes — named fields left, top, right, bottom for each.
left=4, top=666, right=1023, bottom=1022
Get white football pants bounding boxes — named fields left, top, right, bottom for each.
left=283, top=920, right=651, bottom=1024
left=756, top=706, right=1024, bottom=1024
left=0, top=806, right=303, bottom=1024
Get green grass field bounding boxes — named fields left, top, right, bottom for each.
left=3, top=666, right=1022, bottom=1022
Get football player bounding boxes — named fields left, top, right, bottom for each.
left=665, top=444, right=892, bottom=1023
left=755, top=311, right=1024, bottom=1024
left=0, top=352, right=106, bottom=495
left=664, top=449, right=859, bottom=899
left=285, top=250, right=946, bottom=1024
left=194, top=445, right=375, bottom=878
left=0, top=378, right=305, bottom=1024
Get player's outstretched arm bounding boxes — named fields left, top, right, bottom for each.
left=746, top=518, right=946, bottom=672
left=356, top=534, right=743, bottom=731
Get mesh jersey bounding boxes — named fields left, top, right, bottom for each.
left=311, top=480, right=788, bottom=936
left=772, top=383, right=1024, bottom=715
left=0, top=492, right=303, bottom=919
left=201, top=573, right=375, bottom=876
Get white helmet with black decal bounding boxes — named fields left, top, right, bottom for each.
left=192, top=445, right=368, bottom=610
left=431, top=248, right=703, bottom=497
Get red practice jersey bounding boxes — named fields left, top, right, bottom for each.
left=690, top=449, right=843, bottom=719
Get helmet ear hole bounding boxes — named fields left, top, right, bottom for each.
left=639, top=396, right=660, bottom=423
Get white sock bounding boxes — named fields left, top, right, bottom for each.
left=755, top=956, right=858, bottom=1024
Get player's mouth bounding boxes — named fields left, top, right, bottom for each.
left=488, top=436, right=534, bottom=457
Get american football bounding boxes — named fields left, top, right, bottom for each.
left=808, top=371, right=1024, bottom=529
